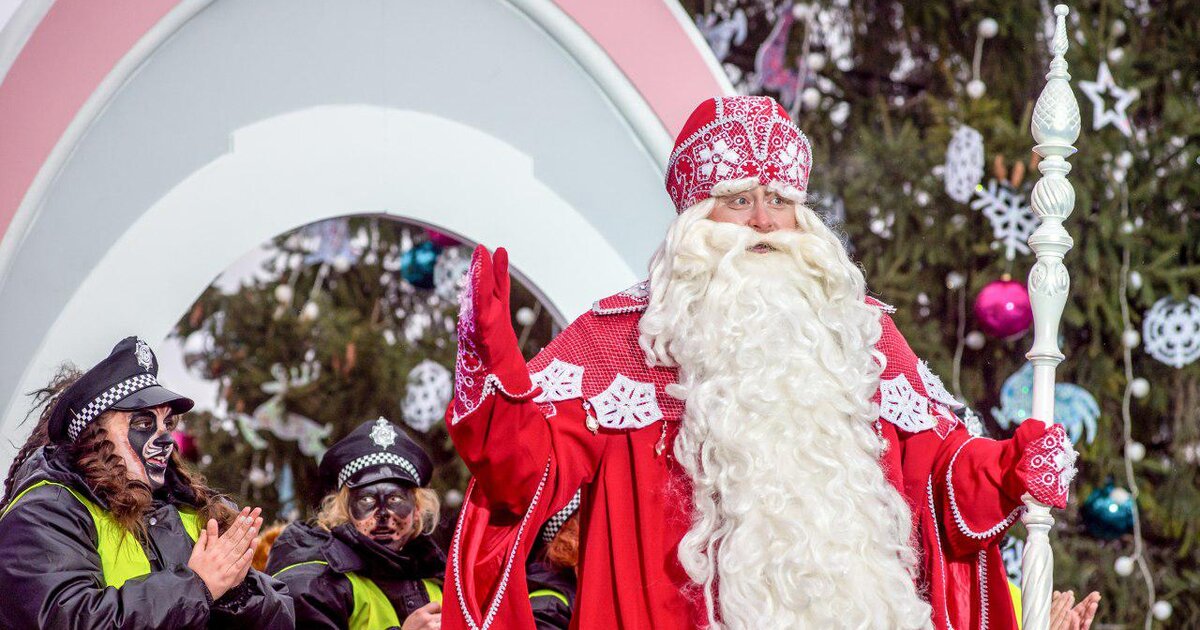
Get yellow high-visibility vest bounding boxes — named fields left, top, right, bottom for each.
left=1, top=480, right=201, bottom=588
left=275, top=559, right=442, bottom=629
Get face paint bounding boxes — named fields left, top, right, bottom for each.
left=125, top=408, right=176, bottom=490
left=348, top=481, right=417, bottom=552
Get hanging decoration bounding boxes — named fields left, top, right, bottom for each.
left=1078, top=61, right=1138, bottom=137
left=1080, top=481, right=1135, bottom=540
left=433, top=246, right=473, bottom=302
left=695, top=7, right=747, bottom=62
left=966, top=17, right=998, bottom=98
left=401, top=360, right=453, bottom=433
left=1141, top=295, right=1200, bottom=368
left=1112, top=182, right=1162, bottom=627
left=400, top=240, right=442, bottom=289
left=944, top=125, right=985, bottom=203
left=752, top=3, right=799, bottom=111
left=973, top=277, right=1033, bottom=338
left=234, top=362, right=333, bottom=459
left=303, top=217, right=358, bottom=270
left=971, top=179, right=1038, bottom=260
left=992, top=362, right=1099, bottom=445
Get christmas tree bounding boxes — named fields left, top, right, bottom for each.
left=171, top=216, right=557, bottom=543
left=688, top=0, right=1198, bottom=626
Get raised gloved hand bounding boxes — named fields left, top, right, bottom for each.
left=451, top=246, right=537, bottom=422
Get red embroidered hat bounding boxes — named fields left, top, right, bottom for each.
left=665, top=95, right=812, bottom=213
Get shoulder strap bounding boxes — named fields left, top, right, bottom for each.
left=176, top=507, right=202, bottom=543
left=422, top=578, right=443, bottom=604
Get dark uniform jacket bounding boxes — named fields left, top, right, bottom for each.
left=527, top=558, right=577, bottom=630
left=0, top=446, right=294, bottom=629
left=266, top=521, right=446, bottom=629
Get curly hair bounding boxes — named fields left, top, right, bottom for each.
left=544, top=513, right=580, bottom=570
left=315, top=485, right=440, bottom=538
left=2, top=364, right=237, bottom=540
left=2, top=365, right=80, bottom=506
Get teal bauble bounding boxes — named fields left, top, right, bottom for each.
left=401, top=241, right=441, bottom=289
left=1080, top=480, right=1134, bottom=540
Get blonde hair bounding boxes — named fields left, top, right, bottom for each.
left=315, top=485, right=440, bottom=537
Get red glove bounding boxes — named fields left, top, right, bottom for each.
left=1013, top=421, right=1077, bottom=509
left=451, top=246, right=537, bottom=422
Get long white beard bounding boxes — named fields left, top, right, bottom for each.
left=639, top=201, right=933, bottom=630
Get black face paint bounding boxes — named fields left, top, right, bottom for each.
left=127, top=411, right=175, bottom=490
left=349, top=481, right=416, bottom=551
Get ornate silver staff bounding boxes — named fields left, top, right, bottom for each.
left=1023, top=5, right=1081, bottom=629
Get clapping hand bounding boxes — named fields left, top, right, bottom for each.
left=1050, top=590, right=1101, bottom=630
left=187, top=507, right=263, bottom=600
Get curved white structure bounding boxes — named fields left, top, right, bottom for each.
left=0, top=0, right=730, bottom=469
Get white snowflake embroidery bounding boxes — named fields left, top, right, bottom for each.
left=531, top=359, right=585, bottom=403
left=1049, top=431, right=1079, bottom=494
left=698, top=139, right=739, bottom=178
left=588, top=374, right=663, bottom=430
left=879, top=373, right=936, bottom=433
left=777, top=141, right=807, bottom=181
left=918, top=360, right=960, bottom=407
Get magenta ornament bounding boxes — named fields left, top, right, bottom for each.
left=974, top=278, right=1033, bottom=338
left=425, top=228, right=460, bottom=248
left=172, top=430, right=199, bottom=462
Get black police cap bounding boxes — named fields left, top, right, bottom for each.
left=318, top=417, right=433, bottom=494
left=48, top=337, right=194, bottom=443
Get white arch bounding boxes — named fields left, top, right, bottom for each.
left=0, top=106, right=639, bottom=468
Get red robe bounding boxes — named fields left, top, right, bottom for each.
left=443, top=283, right=1074, bottom=630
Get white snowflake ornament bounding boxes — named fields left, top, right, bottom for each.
left=944, top=126, right=985, bottom=203
left=1142, top=295, right=1200, bottom=368
left=971, top=179, right=1037, bottom=260
left=433, top=246, right=472, bottom=303
left=402, top=360, right=453, bottom=432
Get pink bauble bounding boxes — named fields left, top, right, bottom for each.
left=425, top=228, right=460, bottom=248
left=974, top=279, right=1033, bottom=338
left=172, top=430, right=199, bottom=462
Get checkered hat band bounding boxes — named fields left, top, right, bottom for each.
left=68, top=374, right=158, bottom=441
left=541, top=490, right=582, bottom=545
left=337, top=452, right=421, bottom=488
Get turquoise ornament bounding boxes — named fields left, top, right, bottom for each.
left=992, top=362, right=1099, bottom=445
left=401, top=241, right=441, bottom=289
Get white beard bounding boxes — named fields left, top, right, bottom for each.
left=638, top=200, right=933, bottom=630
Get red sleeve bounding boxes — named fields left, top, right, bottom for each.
left=444, top=399, right=600, bottom=630
left=879, top=310, right=1073, bottom=558
left=919, top=423, right=1046, bottom=557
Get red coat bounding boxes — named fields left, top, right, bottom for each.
left=444, top=284, right=1072, bottom=630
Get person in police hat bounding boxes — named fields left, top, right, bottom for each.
left=266, top=416, right=446, bottom=630
left=0, top=336, right=295, bottom=629
left=526, top=491, right=580, bottom=630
